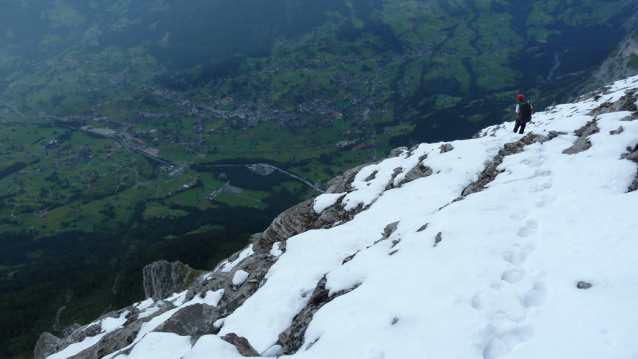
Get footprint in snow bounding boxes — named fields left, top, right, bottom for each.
left=509, top=210, right=529, bottom=221
left=503, top=244, right=535, bottom=266
left=501, top=268, right=526, bottom=283
left=535, top=195, right=556, bottom=208
left=481, top=325, right=535, bottom=359
left=516, top=220, right=538, bottom=238
left=521, top=281, right=548, bottom=308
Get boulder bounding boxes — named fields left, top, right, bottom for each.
left=35, top=333, right=61, bottom=359
left=439, top=143, right=454, bottom=153
left=221, top=333, right=260, bottom=357
left=154, top=303, right=220, bottom=340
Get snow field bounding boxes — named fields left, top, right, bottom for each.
left=48, top=75, right=638, bottom=359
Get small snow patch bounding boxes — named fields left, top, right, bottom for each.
left=270, top=242, right=283, bottom=257
left=314, top=193, right=345, bottom=213
left=232, top=270, right=250, bottom=286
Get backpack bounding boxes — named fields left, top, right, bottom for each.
left=519, top=101, right=532, bottom=123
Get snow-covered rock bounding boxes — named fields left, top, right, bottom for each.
left=37, top=75, right=638, bottom=359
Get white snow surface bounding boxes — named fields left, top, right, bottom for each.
left=52, top=75, right=638, bottom=359
left=220, top=245, right=254, bottom=273
left=101, top=311, right=129, bottom=332
left=313, top=193, right=345, bottom=213
left=232, top=270, right=249, bottom=286
left=270, top=242, right=283, bottom=257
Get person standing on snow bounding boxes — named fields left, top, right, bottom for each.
left=514, top=94, right=533, bottom=134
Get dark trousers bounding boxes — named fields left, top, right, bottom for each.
left=513, top=120, right=526, bottom=134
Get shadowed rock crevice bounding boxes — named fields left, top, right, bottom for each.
left=276, top=275, right=361, bottom=355
left=462, top=133, right=550, bottom=197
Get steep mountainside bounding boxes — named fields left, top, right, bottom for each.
left=586, top=30, right=638, bottom=92
left=36, top=76, right=638, bottom=358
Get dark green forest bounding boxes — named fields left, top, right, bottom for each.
left=0, top=187, right=304, bottom=359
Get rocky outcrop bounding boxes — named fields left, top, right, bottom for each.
left=154, top=304, right=220, bottom=340
left=588, top=89, right=638, bottom=118
left=252, top=147, right=433, bottom=255
left=143, top=260, right=202, bottom=300
left=35, top=333, right=61, bottom=359
left=35, top=304, right=178, bottom=359
left=462, top=133, right=550, bottom=197
left=562, top=119, right=600, bottom=155
left=587, top=30, right=638, bottom=91
left=221, top=333, right=260, bottom=357
left=439, top=143, right=454, bottom=153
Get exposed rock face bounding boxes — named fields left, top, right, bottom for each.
left=35, top=305, right=179, bottom=359
left=221, top=333, right=260, bottom=356
left=439, top=143, right=454, bottom=153
left=462, top=133, right=550, bottom=197
left=588, top=89, right=638, bottom=117
left=252, top=150, right=430, bottom=255
left=154, top=304, right=220, bottom=340
left=562, top=120, right=600, bottom=155
left=35, top=333, right=60, bottom=359
left=587, top=30, right=638, bottom=91
left=143, top=260, right=202, bottom=300
left=400, top=162, right=433, bottom=186
left=388, top=147, right=408, bottom=158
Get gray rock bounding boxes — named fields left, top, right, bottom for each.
left=63, top=324, right=82, bottom=338
left=439, top=143, right=454, bottom=153
left=388, top=147, right=408, bottom=158
left=153, top=303, right=220, bottom=340
left=563, top=120, right=599, bottom=155
left=143, top=260, right=202, bottom=300
left=253, top=164, right=382, bottom=254
left=434, top=232, right=442, bottom=246
left=610, top=126, right=624, bottom=135
left=577, top=281, right=593, bottom=289
left=586, top=30, right=638, bottom=92
left=221, top=333, right=260, bottom=357
left=401, top=163, right=433, bottom=185
left=621, top=147, right=638, bottom=163
left=325, top=163, right=375, bottom=194
left=462, top=133, right=550, bottom=197
left=547, top=130, right=567, bottom=139
left=416, top=224, right=428, bottom=232
left=35, top=332, right=61, bottom=359
left=589, top=92, right=638, bottom=117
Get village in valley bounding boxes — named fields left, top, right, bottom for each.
left=0, top=0, right=601, bottom=237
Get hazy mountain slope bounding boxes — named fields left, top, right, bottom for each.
left=36, top=74, right=638, bottom=359
left=585, top=30, right=638, bottom=92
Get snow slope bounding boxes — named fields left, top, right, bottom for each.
left=46, top=76, right=638, bottom=359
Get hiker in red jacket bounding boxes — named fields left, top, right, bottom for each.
left=514, top=94, right=533, bottom=134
